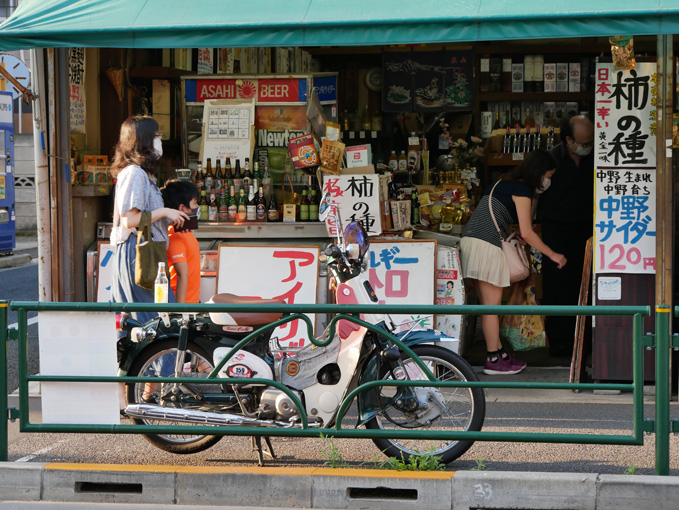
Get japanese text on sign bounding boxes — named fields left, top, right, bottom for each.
left=322, top=174, right=382, bottom=237
left=68, top=48, right=86, bottom=134
left=594, top=169, right=656, bottom=274
left=216, top=245, right=320, bottom=349
left=595, top=63, right=657, bottom=168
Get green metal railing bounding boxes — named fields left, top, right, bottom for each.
left=2, top=300, right=670, bottom=472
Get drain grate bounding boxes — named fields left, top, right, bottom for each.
left=74, top=482, right=143, bottom=494
left=348, top=486, right=418, bottom=500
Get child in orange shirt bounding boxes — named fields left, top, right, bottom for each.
left=160, top=180, right=201, bottom=303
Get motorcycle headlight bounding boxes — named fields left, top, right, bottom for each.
left=343, top=222, right=370, bottom=262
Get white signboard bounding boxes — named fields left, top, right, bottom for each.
left=597, top=276, right=622, bottom=301
left=594, top=62, right=656, bottom=168
left=96, top=242, right=114, bottom=302
left=201, top=99, right=254, bottom=168
left=68, top=47, right=86, bottom=134
left=367, top=240, right=436, bottom=331
left=322, top=174, right=382, bottom=237
left=594, top=168, right=656, bottom=274
left=216, top=245, right=320, bottom=349
left=39, top=311, right=120, bottom=424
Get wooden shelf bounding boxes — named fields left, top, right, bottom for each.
left=485, top=153, right=527, bottom=167
left=479, top=91, right=593, bottom=102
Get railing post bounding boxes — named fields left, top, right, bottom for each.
left=0, top=300, right=8, bottom=461
left=655, top=305, right=671, bottom=476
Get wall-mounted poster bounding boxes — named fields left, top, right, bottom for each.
left=322, top=173, right=382, bottom=236
left=382, top=50, right=473, bottom=113
left=68, top=47, right=86, bottom=133
left=200, top=99, right=255, bottom=167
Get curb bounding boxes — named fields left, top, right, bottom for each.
left=1, top=463, right=679, bottom=509
left=0, top=253, right=31, bottom=269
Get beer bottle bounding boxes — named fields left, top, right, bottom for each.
left=195, top=163, right=204, bottom=190
left=267, top=191, right=279, bottom=222
left=227, top=185, right=237, bottom=222
left=262, top=160, right=272, bottom=202
left=226, top=157, right=233, bottom=180
left=233, top=159, right=243, bottom=191
left=256, top=185, right=267, bottom=221
left=199, top=190, right=208, bottom=221
left=205, top=158, right=213, bottom=191
left=215, top=159, right=223, bottom=189
left=252, top=161, right=261, bottom=197
left=309, top=189, right=319, bottom=221
left=299, top=189, right=310, bottom=222
left=236, top=188, right=247, bottom=222
left=246, top=184, right=257, bottom=221
left=243, top=158, right=253, bottom=190
left=219, top=187, right=228, bottom=221
left=208, top=187, right=219, bottom=222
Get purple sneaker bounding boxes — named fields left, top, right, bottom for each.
left=483, top=357, right=526, bottom=375
left=502, top=353, right=527, bottom=371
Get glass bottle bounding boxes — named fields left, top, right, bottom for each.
left=236, top=188, right=247, bottom=222
left=246, top=184, right=256, bottom=221
left=233, top=159, right=244, bottom=191
left=299, top=189, right=310, bottom=222
left=219, top=187, right=228, bottom=221
left=208, top=187, right=218, bottom=221
left=268, top=191, right=279, bottom=222
left=309, top=189, right=319, bottom=221
left=199, top=190, right=208, bottom=221
left=154, top=262, right=168, bottom=303
left=256, top=186, right=267, bottom=221
left=262, top=161, right=272, bottom=202
left=227, top=185, right=237, bottom=222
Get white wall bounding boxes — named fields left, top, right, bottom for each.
left=14, top=133, right=36, bottom=232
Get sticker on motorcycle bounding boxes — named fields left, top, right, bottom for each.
left=227, top=364, right=253, bottom=378
left=222, top=325, right=254, bottom=333
left=285, top=360, right=300, bottom=376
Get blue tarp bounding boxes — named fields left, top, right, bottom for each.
left=0, top=0, right=678, bottom=50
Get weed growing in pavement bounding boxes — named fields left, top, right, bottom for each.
left=623, top=464, right=637, bottom=475
left=319, top=433, right=351, bottom=468
left=376, top=449, right=445, bottom=471
left=469, top=457, right=489, bottom=471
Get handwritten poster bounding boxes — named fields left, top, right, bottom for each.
left=594, top=62, right=657, bottom=274
left=322, top=174, right=382, bottom=237
left=367, top=240, right=436, bottom=332
left=216, top=245, right=320, bottom=349
left=68, top=48, right=86, bottom=134
left=200, top=99, right=254, bottom=168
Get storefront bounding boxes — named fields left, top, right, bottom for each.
left=0, top=0, right=677, bottom=380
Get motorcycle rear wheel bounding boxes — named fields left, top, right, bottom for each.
left=365, top=345, right=485, bottom=465
left=126, top=339, right=223, bottom=454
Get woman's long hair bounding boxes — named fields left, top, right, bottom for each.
left=110, top=116, right=160, bottom=178
left=504, top=149, right=556, bottom=195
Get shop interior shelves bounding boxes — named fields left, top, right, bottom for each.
left=485, top=153, right=528, bottom=166
left=479, top=91, right=593, bottom=102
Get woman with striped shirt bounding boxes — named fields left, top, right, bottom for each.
left=461, top=149, right=567, bottom=375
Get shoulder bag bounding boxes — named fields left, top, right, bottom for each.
left=488, top=180, right=530, bottom=283
left=134, top=211, right=168, bottom=290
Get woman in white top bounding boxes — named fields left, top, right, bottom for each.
left=110, top=116, right=187, bottom=322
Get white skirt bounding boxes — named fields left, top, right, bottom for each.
left=460, top=236, right=510, bottom=288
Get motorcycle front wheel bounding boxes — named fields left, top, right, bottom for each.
left=365, top=344, right=485, bottom=465
left=126, top=339, right=223, bottom=454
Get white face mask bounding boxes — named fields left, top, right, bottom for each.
left=536, top=176, right=551, bottom=195
left=570, top=140, right=592, bottom=156
left=153, top=137, right=163, bottom=157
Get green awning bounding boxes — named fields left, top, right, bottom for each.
left=1, top=0, right=679, bottom=50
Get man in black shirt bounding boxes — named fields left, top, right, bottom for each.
left=540, top=115, right=595, bottom=358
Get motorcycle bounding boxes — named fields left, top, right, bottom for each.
left=118, top=199, right=485, bottom=465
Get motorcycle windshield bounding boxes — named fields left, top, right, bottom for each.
left=344, top=221, right=369, bottom=261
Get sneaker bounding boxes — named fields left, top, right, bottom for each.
left=502, top=353, right=527, bottom=371
left=483, top=357, right=526, bottom=375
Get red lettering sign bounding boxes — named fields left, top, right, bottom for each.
left=257, top=79, right=299, bottom=103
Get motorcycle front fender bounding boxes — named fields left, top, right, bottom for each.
left=356, top=331, right=444, bottom=426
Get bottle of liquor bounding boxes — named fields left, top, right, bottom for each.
left=208, top=187, right=218, bottom=221
left=205, top=158, right=213, bottom=192
left=523, top=127, right=532, bottom=153
left=388, top=150, right=398, bottom=172
left=227, top=185, right=237, bottom=222
left=299, top=189, right=310, bottom=222
left=219, top=187, right=228, bottom=221
left=154, top=262, right=168, bottom=303
left=502, top=110, right=511, bottom=130
left=246, top=184, right=256, bottom=221
left=195, top=162, right=204, bottom=190
left=200, top=161, right=208, bottom=188
left=361, top=105, right=371, bottom=131
left=262, top=161, right=272, bottom=202
left=407, top=132, right=420, bottom=173
left=533, top=124, right=542, bottom=151
left=267, top=191, right=279, bottom=222
left=236, top=188, right=247, bottom=222
left=546, top=126, right=556, bottom=150
left=233, top=159, right=244, bottom=191
left=492, top=112, right=501, bottom=130
left=309, top=189, right=319, bottom=221
left=397, top=150, right=408, bottom=172
left=199, top=190, right=208, bottom=221
left=215, top=159, right=223, bottom=189
left=243, top=158, right=253, bottom=190
left=256, top=186, right=267, bottom=221
left=502, top=126, right=512, bottom=154
left=512, top=125, right=521, bottom=154
left=523, top=107, right=536, bottom=129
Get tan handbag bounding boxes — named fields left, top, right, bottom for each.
left=134, top=211, right=168, bottom=290
left=489, top=180, right=530, bottom=283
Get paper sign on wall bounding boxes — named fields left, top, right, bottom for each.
left=68, top=48, right=86, bottom=134
left=435, top=245, right=465, bottom=340
left=597, top=276, right=622, bottom=300
left=217, top=245, right=320, bottom=349
left=322, top=174, right=382, bottom=237
left=367, top=240, right=436, bottom=332
left=200, top=99, right=254, bottom=168
left=39, top=311, right=120, bottom=424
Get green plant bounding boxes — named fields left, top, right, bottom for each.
left=623, top=464, right=637, bottom=475
left=469, top=457, right=489, bottom=471
left=375, top=449, right=445, bottom=472
left=319, top=433, right=350, bottom=469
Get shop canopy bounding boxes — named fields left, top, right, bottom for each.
left=0, top=0, right=678, bottom=50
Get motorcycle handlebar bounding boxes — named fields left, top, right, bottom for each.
left=325, top=244, right=343, bottom=258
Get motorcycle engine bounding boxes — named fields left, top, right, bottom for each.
left=259, top=388, right=301, bottom=420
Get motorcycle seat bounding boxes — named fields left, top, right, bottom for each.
left=208, top=293, right=284, bottom=326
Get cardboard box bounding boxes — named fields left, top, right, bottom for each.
left=569, top=63, right=581, bottom=92
left=511, top=63, right=524, bottom=93
left=79, top=155, right=111, bottom=185
left=556, top=63, right=569, bottom=92
left=544, top=63, right=556, bottom=92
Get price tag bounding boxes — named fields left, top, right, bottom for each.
left=512, top=153, right=524, bottom=161
left=359, top=131, right=366, bottom=138
left=408, top=136, right=420, bottom=146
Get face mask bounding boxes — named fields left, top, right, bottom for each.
left=536, top=177, right=551, bottom=195
left=570, top=140, right=592, bottom=156
left=153, top=137, right=163, bottom=157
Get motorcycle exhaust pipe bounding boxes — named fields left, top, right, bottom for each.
left=124, top=404, right=322, bottom=428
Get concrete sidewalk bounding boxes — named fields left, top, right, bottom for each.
left=0, top=234, right=37, bottom=269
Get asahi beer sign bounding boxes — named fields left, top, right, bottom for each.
left=185, top=78, right=307, bottom=104
left=594, top=62, right=657, bottom=274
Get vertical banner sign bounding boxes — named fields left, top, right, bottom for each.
left=594, top=62, right=657, bottom=274
left=367, top=240, right=436, bottom=332
left=68, top=48, right=86, bottom=133
left=216, top=245, right=320, bottom=349
left=197, top=48, right=214, bottom=75
left=322, top=174, right=382, bottom=236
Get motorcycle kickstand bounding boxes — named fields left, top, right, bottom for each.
left=251, top=436, right=276, bottom=466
